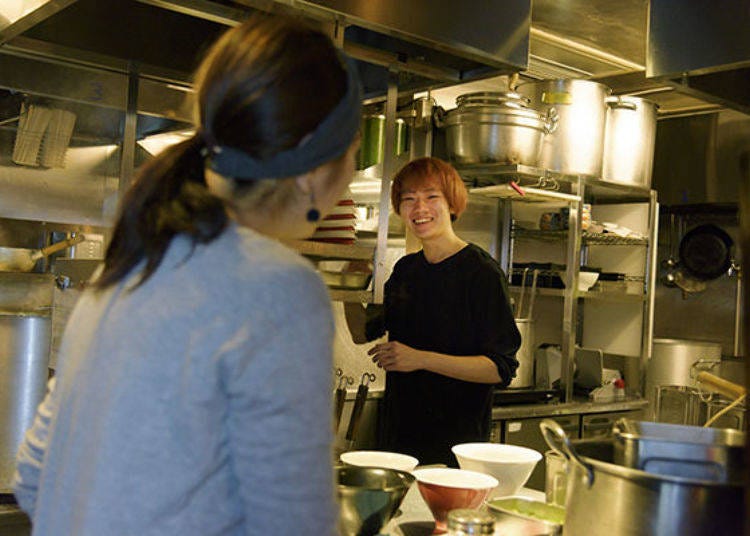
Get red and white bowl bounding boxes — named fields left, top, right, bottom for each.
left=412, top=468, right=498, bottom=532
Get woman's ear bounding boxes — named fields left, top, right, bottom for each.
left=295, top=173, right=313, bottom=194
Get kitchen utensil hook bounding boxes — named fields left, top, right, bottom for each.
left=360, top=372, right=376, bottom=387
left=338, top=375, right=354, bottom=390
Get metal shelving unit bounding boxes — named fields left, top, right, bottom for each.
left=457, top=164, right=658, bottom=401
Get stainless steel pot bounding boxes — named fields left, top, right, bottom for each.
left=540, top=420, right=745, bottom=536
left=645, top=338, right=722, bottom=406
left=611, top=418, right=745, bottom=483
left=440, top=92, right=557, bottom=166
left=0, top=312, right=51, bottom=492
left=516, top=79, right=611, bottom=177
left=602, top=96, right=658, bottom=188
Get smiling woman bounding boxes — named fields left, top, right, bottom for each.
left=345, top=157, right=521, bottom=467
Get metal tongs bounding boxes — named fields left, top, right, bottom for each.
left=334, top=369, right=353, bottom=433
left=345, top=372, right=376, bottom=450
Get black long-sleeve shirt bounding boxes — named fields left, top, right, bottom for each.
left=366, top=243, right=521, bottom=466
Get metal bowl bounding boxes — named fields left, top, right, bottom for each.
left=336, top=465, right=414, bottom=536
left=320, top=270, right=372, bottom=290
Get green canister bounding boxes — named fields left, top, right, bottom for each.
left=357, top=115, right=409, bottom=170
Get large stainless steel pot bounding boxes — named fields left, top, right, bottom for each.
left=440, top=92, right=557, bottom=166
left=646, top=338, right=722, bottom=403
left=602, top=96, right=658, bottom=188
left=0, top=312, right=51, bottom=492
left=516, top=79, right=611, bottom=177
left=611, top=418, right=745, bottom=483
left=540, top=420, right=745, bottom=536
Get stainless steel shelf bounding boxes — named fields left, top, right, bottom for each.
left=577, top=290, right=647, bottom=303
left=514, top=228, right=648, bottom=246
left=328, top=289, right=374, bottom=303
left=286, top=240, right=375, bottom=261
left=457, top=163, right=654, bottom=203
left=469, top=184, right=581, bottom=204
left=510, top=286, right=646, bottom=302
left=509, top=285, right=565, bottom=298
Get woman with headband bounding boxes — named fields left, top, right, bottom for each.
left=14, top=14, right=361, bottom=535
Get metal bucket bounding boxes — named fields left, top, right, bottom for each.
left=0, top=312, right=51, bottom=492
left=516, top=79, right=611, bottom=177
left=601, top=96, right=658, bottom=188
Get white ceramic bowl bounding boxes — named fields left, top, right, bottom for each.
left=577, top=271, right=600, bottom=292
left=451, top=443, right=542, bottom=498
left=340, top=450, right=419, bottom=473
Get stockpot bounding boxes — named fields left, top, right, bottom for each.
left=439, top=92, right=557, bottom=167
left=645, top=338, right=721, bottom=401
left=0, top=312, right=51, bottom=492
left=540, top=419, right=744, bottom=536
left=516, top=79, right=611, bottom=177
left=601, top=96, right=659, bottom=188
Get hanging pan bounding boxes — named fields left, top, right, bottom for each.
left=678, top=224, right=733, bottom=281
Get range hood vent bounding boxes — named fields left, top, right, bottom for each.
left=647, top=0, right=750, bottom=115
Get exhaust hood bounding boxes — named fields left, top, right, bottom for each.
left=647, top=0, right=750, bottom=115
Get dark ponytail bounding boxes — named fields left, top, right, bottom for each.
left=95, top=14, right=348, bottom=290
left=94, top=136, right=227, bottom=289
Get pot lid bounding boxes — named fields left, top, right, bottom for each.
left=456, top=91, right=531, bottom=109
left=448, top=91, right=548, bottom=123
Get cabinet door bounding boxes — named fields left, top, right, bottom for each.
left=580, top=410, right=642, bottom=439
left=503, top=415, right=580, bottom=491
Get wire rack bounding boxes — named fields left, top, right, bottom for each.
left=513, top=228, right=648, bottom=245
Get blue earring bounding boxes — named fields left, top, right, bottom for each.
left=306, top=191, right=320, bottom=222
left=307, top=208, right=321, bottom=222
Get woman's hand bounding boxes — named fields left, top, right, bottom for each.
left=368, top=341, right=424, bottom=372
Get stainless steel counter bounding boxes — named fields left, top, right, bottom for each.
left=492, top=397, right=648, bottom=420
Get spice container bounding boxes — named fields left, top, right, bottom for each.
left=446, top=508, right=495, bottom=535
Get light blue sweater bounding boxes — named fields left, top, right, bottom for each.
left=14, top=224, right=338, bottom=535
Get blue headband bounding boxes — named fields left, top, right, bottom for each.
left=207, top=54, right=362, bottom=180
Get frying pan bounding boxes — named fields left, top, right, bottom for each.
left=0, top=235, right=85, bottom=272
left=678, top=224, right=733, bottom=281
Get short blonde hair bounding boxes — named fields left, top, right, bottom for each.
left=390, top=157, right=468, bottom=219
